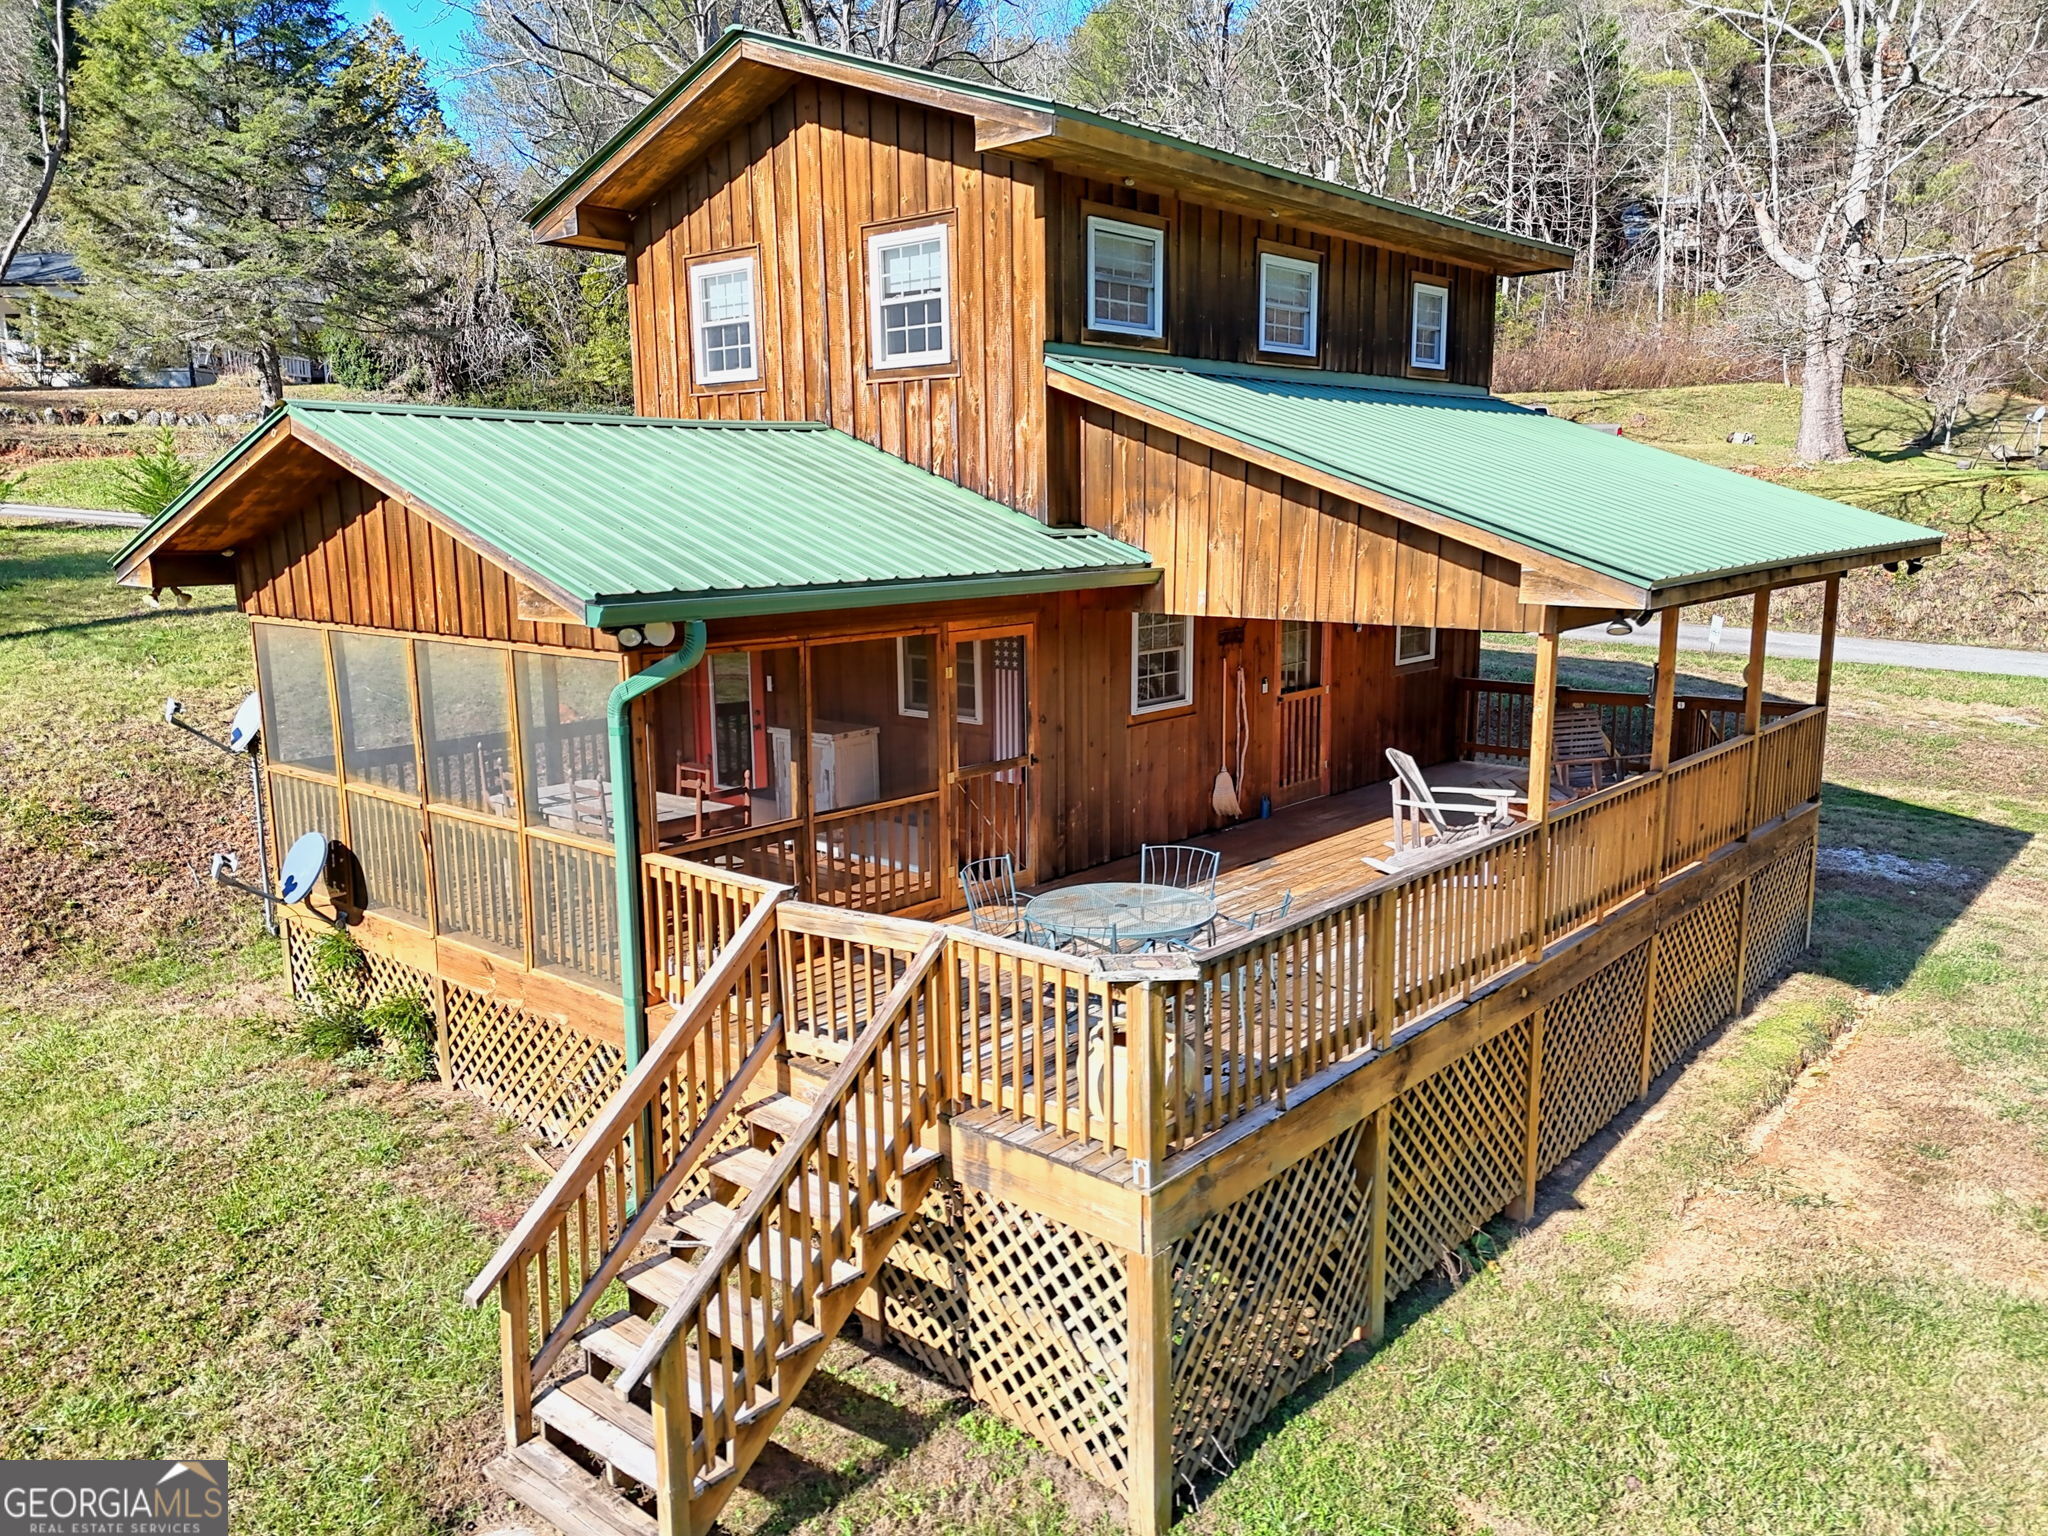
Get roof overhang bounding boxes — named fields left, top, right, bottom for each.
left=1044, top=354, right=1944, bottom=612
left=529, top=30, right=1575, bottom=276
left=114, top=406, right=1160, bottom=626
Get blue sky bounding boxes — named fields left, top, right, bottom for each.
left=336, top=0, right=475, bottom=118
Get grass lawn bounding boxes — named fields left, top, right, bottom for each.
left=3, top=523, right=2045, bottom=1533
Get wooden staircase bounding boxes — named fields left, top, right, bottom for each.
left=468, top=889, right=951, bottom=1536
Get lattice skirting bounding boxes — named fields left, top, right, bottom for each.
left=1648, top=885, right=1744, bottom=1077
left=1745, top=836, right=1815, bottom=999
left=1384, top=1017, right=1534, bottom=1294
left=441, top=984, right=624, bottom=1144
left=1537, top=942, right=1652, bottom=1176
left=1168, top=1124, right=1373, bottom=1486
left=879, top=1184, right=1132, bottom=1494
left=283, top=921, right=434, bottom=1013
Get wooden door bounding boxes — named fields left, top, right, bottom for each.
left=1273, top=620, right=1331, bottom=807
left=947, top=626, right=1035, bottom=886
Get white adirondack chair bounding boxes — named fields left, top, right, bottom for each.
left=1365, top=748, right=1521, bottom=875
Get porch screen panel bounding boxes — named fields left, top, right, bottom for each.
left=418, top=641, right=516, bottom=816
left=647, top=647, right=803, bottom=851
left=530, top=839, right=619, bottom=990
left=268, top=775, right=338, bottom=881
left=253, top=624, right=336, bottom=773
left=430, top=812, right=523, bottom=957
left=810, top=635, right=939, bottom=911
left=346, top=789, right=428, bottom=925
left=516, top=653, right=617, bottom=839
left=333, top=632, right=419, bottom=792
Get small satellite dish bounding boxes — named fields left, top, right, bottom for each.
left=227, top=692, right=262, bottom=754
left=276, top=832, right=329, bottom=904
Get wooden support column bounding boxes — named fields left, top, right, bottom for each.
left=1648, top=608, right=1680, bottom=890
left=498, top=1262, right=534, bottom=1447
left=1125, top=1244, right=1176, bottom=1536
left=1526, top=613, right=1562, bottom=960
left=1637, top=932, right=1662, bottom=1099
left=1128, top=983, right=1168, bottom=1192
left=1508, top=1006, right=1546, bottom=1222
left=1742, top=588, right=1772, bottom=840
left=1814, top=575, right=1842, bottom=707
left=1363, top=1105, right=1392, bottom=1341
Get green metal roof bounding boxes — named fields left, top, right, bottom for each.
left=117, top=401, right=1155, bottom=624
left=1044, top=347, right=1941, bottom=598
left=529, top=28, right=1574, bottom=269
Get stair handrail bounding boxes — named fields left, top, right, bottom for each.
left=614, top=928, right=950, bottom=1397
left=464, top=891, right=787, bottom=1310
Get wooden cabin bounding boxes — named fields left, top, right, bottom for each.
left=115, top=29, right=1943, bottom=1536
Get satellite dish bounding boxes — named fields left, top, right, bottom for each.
left=227, top=692, right=262, bottom=754
left=277, top=832, right=330, bottom=904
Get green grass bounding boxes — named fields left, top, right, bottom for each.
left=4, top=456, right=136, bottom=511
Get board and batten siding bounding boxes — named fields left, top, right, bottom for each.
left=1046, top=175, right=1496, bottom=388
left=626, top=81, right=1050, bottom=515
left=234, top=475, right=616, bottom=651
left=1074, top=403, right=1538, bottom=631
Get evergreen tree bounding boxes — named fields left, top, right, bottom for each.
left=58, top=0, right=448, bottom=405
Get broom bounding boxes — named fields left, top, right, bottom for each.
left=1212, top=666, right=1246, bottom=818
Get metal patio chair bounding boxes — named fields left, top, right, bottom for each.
left=1139, top=842, right=1222, bottom=895
left=960, top=854, right=1038, bottom=942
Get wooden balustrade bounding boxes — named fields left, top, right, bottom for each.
left=776, top=904, right=928, bottom=1059
left=814, top=792, right=941, bottom=912
left=1750, top=706, right=1827, bottom=828
left=531, top=836, right=619, bottom=989
left=1541, top=774, right=1664, bottom=942
left=952, top=761, right=1031, bottom=872
left=1460, top=678, right=1800, bottom=766
left=1276, top=690, right=1325, bottom=790
left=616, top=934, right=951, bottom=1492
left=465, top=894, right=786, bottom=1438
left=344, top=788, right=429, bottom=923
left=643, top=853, right=787, bottom=1002
left=1662, top=735, right=1755, bottom=874
left=1388, top=824, right=1541, bottom=1025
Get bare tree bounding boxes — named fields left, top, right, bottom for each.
left=0, top=0, right=71, bottom=287
left=1686, top=0, right=2048, bottom=460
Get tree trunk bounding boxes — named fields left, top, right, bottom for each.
left=256, top=339, right=286, bottom=410
left=1795, top=283, right=1852, bottom=462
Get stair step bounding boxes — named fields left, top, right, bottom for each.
left=619, top=1251, right=827, bottom=1364
left=706, top=1145, right=934, bottom=1235
left=485, top=1440, right=655, bottom=1536
left=533, top=1373, right=657, bottom=1490
left=669, top=1198, right=866, bottom=1293
left=742, top=1094, right=944, bottom=1167
left=577, top=1311, right=783, bottom=1425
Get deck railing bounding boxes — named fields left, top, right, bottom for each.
left=1460, top=677, right=1801, bottom=766
left=643, top=854, right=786, bottom=1002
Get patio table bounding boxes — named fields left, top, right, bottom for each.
left=1025, top=881, right=1218, bottom=951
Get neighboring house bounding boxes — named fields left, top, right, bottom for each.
left=113, top=30, right=1941, bottom=1536
left=0, top=250, right=326, bottom=386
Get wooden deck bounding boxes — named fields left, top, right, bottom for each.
left=1033, top=761, right=1532, bottom=925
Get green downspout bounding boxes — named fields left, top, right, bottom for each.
left=607, top=620, right=708, bottom=1071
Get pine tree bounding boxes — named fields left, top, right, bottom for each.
left=58, top=0, right=448, bottom=406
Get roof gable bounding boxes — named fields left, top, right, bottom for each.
left=115, top=402, right=1156, bottom=624
left=530, top=28, right=1574, bottom=275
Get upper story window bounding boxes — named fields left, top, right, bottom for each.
left=689, top=255, right=758, bottom=384
left=869, top=223, right=950, bottom=368
left=1410, top=281, right=1449, bottom=371
left=1132, top=612, right=1194, bottom=714
left=1088, top=216, right=1165, bottom=338
left=1259, top=253, right=1319, bottom=357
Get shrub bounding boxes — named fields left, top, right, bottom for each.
left=299, top=991, right=375, bottom=1058
left=113, top=427, right=194, bottom=516
left=363, top=994, right=435, bottom=1082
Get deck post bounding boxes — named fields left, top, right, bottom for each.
left=1363, top=1105, right=1392, bottom=1340
left=1814, top=575, right=1842, bottom=707
left=1637, top=931, right=1662, bottom=1099
left=1742, top=588, right=1772, bottom=841
left=651, top=1337, right=698, bottom=1536
left=1509, top=1005, right=1546, bottom=1222
left=1526, top=612, right=1562, bottom=959
left=1647, top=608, right=1679, bottom=890
left=1125, top=1243, right=1176, bottom=1536
left=498, top=1261, right=534, bottom=1448
left=1128, top=982, right=1168, bottom=1191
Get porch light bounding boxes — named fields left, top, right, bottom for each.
left=1605, top=615, right=1633, bottom=635
left=616, top=626, right=645, bottom=648
left=642, top=621, right=677, bottom=648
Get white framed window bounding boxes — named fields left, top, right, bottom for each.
left=1259, top=253, right=1319, bottom=357
left=955, top=640, right=983, bottom=725
left=1132, top=613, right=1194, bottom=714
left=1395, top=625, right=1437, bottom=666
left=1410, top=281, right=1449, bottom=371
left=1087, top=217, right=1165, bottom=338
left=868, top=222, right=951, bottom=368
left=896, top=635, right=933, bottom=717
left=690, top=255, right=758, bottom=384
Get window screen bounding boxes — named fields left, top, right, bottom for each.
left=516, top=652, right=618, bottom=839
left=333, top=631, right=417, bottom=794
left=417, top=641, right=515, bottom=816
left=253, top=624, right=335, bottom=773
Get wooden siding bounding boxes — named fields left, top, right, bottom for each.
left=627, top=81, right=1049, bottom=514
left=1047, top=174, right=1496, bottom=388
left=235, top=475, right=615, bottom=650
left=1074, top=402, right=1537, bottom=631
